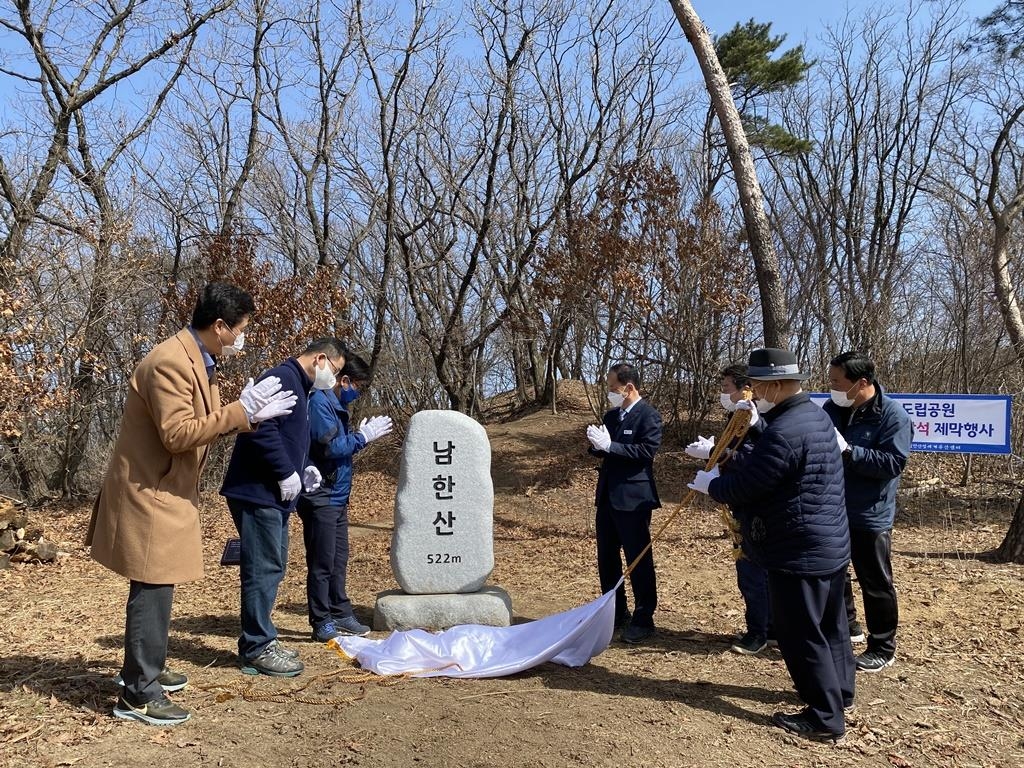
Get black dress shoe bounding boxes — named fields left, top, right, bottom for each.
left=771, top=710, right=844, bottom=743
left=621, top=623, right=655, bottom=644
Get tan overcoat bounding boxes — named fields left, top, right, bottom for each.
left=86, top=329, right=252, bottom=583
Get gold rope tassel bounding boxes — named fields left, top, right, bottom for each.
left=622, top=390, right=754, bottom=579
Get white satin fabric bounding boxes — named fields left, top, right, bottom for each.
left=330, top=580, right=620, bottom=678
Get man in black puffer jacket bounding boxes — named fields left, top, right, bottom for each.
left=688, top=348, right=854, bottom=743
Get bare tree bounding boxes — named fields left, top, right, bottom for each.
left=0, top=0, right=230, bottom=281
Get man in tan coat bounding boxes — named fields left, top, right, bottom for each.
left=87, top=282, right=296, bottom=726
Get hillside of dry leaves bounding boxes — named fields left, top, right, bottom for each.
left=2, top=387, right=1023, bottom=767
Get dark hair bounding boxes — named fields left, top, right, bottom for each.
left=340, top=352, right=371, bottom=384
left=609, top=362, right=641, bottom=389
left=720, top=363, right=750, bottom=388
left=190, top=282, right=255, bottom=330
left=302, top=337, right=347, bottom=360
left=830, top=351, right=876, bottom=383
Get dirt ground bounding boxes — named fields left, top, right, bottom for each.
left=2, top=404, right=1024, bottom=768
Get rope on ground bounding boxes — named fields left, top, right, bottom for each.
left=197, top=650, right=414, bottom=706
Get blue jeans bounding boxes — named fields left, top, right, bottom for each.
left=228, top=499, right=290, bottom=661
left=735, top=556, right=770, bottom=637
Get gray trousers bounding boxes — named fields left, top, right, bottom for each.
left=121, top=580, right=174, bottom=704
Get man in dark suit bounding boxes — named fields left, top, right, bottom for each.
left=586, top=363, right=663, bottom=644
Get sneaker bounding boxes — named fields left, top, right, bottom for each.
left=771, top=709, right=844, bottom=744
left=114, top=667, right=188, bottom=693
left=268, top=639, right=300, bottom=659
left=856, top=650, right=895, bottom=672
left=311, top=621, right=342, bottom=643
left=849, top=621, right=866, bottom=644
left=621, top=622, right=655, bottom=644
left=240, top=644, right=304, bottom=677
left=334, top=615, right=371, bottom=637
left=730, top=631, right=767, bottom=655
left=113, top=694, right=191, bottom=726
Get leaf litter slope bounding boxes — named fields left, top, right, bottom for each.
left=1, top=400, right=1023, bottom=767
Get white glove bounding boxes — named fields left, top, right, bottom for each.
left=735, top=398, right=759, bottom=426
left=687, top=464, right=720, bottom=495
left=358, top=415, right=394, bottom=444
left=302, top=465, right=322, bottom=492
left=834, top=427, right=849, bottom=454
left=240, top=376, right=295, bottom=422
left=586, top=424, right=611, bottom=452
left=278, top=471, right=301, bottom=501
left=685, top=435, right=715, bottom=460
left=251, top=391, right=297, bottom=423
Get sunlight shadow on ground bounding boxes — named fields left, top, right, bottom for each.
left=0, top=654, right=121, bottom=714
left=530, top=661, right=796, bottom=728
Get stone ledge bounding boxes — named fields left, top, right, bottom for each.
left=373, top=585, right=512, bottom=631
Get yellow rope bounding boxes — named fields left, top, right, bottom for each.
left=623, top=391, right=754, bottom=578
left=201, top=395, right=755, bottom=698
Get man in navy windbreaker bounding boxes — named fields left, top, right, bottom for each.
left=297, top=352, right=393, bottom=643
left=824, top=351, right=912, bottom=674
left=220, top=338, right=347, bottom=677
left=689, top=348, right=853, bottom=742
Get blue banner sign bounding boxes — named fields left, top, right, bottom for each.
left=806, top=394, right=1013, bottom=455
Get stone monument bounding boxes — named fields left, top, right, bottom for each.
left=373, top=410, right=512, bottom=630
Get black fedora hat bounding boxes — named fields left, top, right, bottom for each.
left=746, top=348, right=810, bottom=381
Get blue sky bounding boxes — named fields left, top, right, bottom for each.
left=694, top=0, right=998, bottom=47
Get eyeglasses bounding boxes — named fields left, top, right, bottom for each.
left=219, top=320, right=243, bottom=341
left=323, top=356, right=341, bottom=376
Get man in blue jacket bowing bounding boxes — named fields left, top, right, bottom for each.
left=298, top=352, right=393, bottom=643
left=221, top=338, right=347, bottom=677
left=586, top=362, right=663, bottom=645
left=689, top=348, right=854, bottom=743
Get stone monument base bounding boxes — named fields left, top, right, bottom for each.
left=373, top=585, right=512, bottom=631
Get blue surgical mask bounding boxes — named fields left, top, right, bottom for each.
left=338, top=384, right=360, bottom=405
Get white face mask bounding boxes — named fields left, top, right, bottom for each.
left=720, top=392, right=738, bottom=411
left=313, top=358, right=337, bottom=390
left=755, top=384, right=777, bottom=413
left=607, top=391, right=625, bottom=409
left=830, top=386, right=856, bottom=408
left=220, top=330, right=244, bottom=357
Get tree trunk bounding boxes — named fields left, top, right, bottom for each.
left=996, top=492, right=1024, bottom=564
left=667, top=0, right=790, bottom=347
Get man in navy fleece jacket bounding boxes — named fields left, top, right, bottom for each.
left=220, top=338, right=347, bottom=677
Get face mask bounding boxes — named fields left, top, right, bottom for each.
left=220, top=330, right=244, bottom=358
left=756, top=384, right=777, bottom=413
left=313, top=358, right=337, bottom=390
left=719, top=393, right=738, bottom=412
left=830, top=386, right=856, bottom=408
left=607, top=391, right=625, bottom=408
left=338, top=383, right=360, bottom=405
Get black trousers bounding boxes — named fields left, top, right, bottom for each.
left=843, top=528, right=898, bottom=657
left=296, top=499, right=353, bottom=629
left=595, top=502, right=657, bottom=627
left=769, top=568, right=855, bottom=736
left=122, top=580, right=174, bottom=704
